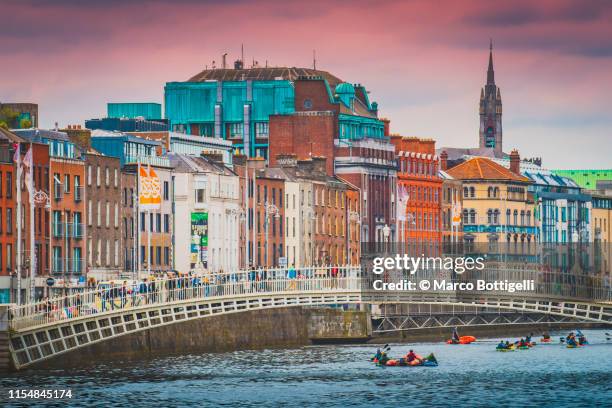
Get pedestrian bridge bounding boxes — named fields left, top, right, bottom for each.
left=6, top=265, right=612, bottom=370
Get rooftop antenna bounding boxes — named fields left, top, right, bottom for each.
left=313, top=49, right=316, bottom=70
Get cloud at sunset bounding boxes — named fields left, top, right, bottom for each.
left=1, top=0, right=610, bottom=168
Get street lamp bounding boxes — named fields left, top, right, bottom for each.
left=264, top=202, right=280, bottom=267
left=33, top=189, right=51, bottom=300
left=382, top=224, right=391, bottom=253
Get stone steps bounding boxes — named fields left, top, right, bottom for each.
left=0, top=330, right=10, bottom=371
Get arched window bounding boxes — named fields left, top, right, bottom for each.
left=488, top=187, right=493, bottom=198
left=494, top=187, right=500, bottom=197
left=526, top=211, right=531, bottom=225
left=506, top=209, right=511, bottom=225
left=513, top=210, right=518, bottom=225
left=487, top=209, right=493, bottom=224
left=520, top=210, right=525, bottom=225
left=463, top=209, right=469, bottom=224
left=470, top=209, right=476, bottom=224
left=470, top=187, right=475, bottom=198
left=463, top=187, right=469, bottom=198
left=494, top=209, right=500, bottom=225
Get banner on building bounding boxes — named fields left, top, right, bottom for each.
left=190, top=212, right=208, bottom=268
left=452, top=202, right=462, bottom=226
left=397, top=185, right=409, bottom=222
left=138, top=164, right=161, bottom=210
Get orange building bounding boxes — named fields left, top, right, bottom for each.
left=391, top=136, right=443, bottom=253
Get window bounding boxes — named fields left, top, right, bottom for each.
left=5, top=243, right=13, bottom=271
left=87, top=165, right=92, bottom=185
left=228, top=123, right=243, bottom=139
left=105, top=167, right=110, bottom=186
left=64, top=174, right=70, bottom=193
left=156, top=213, right=161, bottom=232
left=163, top=181, right=169, bottom=200
left=96, top=166, right=100, bottom=186
left=195, top=188, right=205, bottom=204
left=140, top=213, right=145, bottom=231
left=5, top=171, right=11, bottom=198
left=164, top=247, right=170, bottom=265
left=164, top=214, right=170, bottom=233
left=6, top=208, right=12, bottom=234
left=105, top=202, right=110, bottom=227
left=114, top=168, right=118, bottom=187
left=255, top=122, right=269, bottom=138
left=114, top=203, right=119, bottom=227
left=156, top=246, right=162, bottom=265
left=114, top=240, right=119, bottom=266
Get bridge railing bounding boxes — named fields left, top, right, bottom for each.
left=9, top=266, right=362, bottom=331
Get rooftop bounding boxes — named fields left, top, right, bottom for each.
left=446, top=156, right=531, bottom=183
left=187, top=67, right=343, bottom=88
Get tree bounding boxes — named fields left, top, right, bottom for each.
left=0, top=107, right=19, bottom=129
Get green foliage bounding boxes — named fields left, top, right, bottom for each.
left=19, top=118, right=32, bottom=129
left=0, top=107, right=19, bottom=129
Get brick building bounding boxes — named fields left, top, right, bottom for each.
left=120, top=171, right=137, bottom=274
left=13, top=129, right=86, bottom=297
left=391, top=136, right=443, bottom=252
left=439, top=153, right=464, bottom=246
left=83, top=152, right=123, bottom=280
left=269, top=77, right=396, bottom=245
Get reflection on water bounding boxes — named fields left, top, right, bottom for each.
left=2, top=330, right=611, bottom=407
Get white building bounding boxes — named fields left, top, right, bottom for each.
left=170, top=154, right=241, bottom=273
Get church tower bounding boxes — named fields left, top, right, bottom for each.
left=479, top=40, right=503, bottom=156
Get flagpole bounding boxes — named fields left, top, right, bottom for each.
left=137, top=162, right=141, bottom=278
left=15, top=143, right=22, bottom=305
left=28, top=143, right=36, bottom=303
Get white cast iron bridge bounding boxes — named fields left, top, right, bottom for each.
left=6, top=265, right=612, bottom=370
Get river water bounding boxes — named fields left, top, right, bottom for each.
left=2, top=329, right=611, bottom=407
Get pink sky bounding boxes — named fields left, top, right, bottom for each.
left=2, top=0, right=611, bottom=168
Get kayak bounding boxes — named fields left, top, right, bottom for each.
left=496, top=347, right=516, bottom=352
left=540, top=338, right=552, bottom=343
left=518, top=346, right=530, bottom=350
left=383, top=359, right=438, bottom=367
left=447, top=335, right=476, bottom=344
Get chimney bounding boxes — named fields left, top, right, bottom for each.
left=311, top=156, right=327, bottom=174
left=202, top=152, right=224, bottom=164
left=381, top=118, right=390, bottom=137
left=275, top=153, right=298, bottom=168
left=510, top=149, right=521, bottom=175
left=233, top=154, right=247, bottom=166
left=440, top=151, right=448, bottom=171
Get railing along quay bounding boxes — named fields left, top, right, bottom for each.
left=9, top=266, right=362, bottom=331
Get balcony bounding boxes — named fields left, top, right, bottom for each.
left=124, top=155, right=170, bottom=167
left=51, top=257, right=84, bottom=274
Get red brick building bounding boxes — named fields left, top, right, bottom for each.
left=269, top=76, right=397, bottom=245
left=391, top=136, right=443, bottom=252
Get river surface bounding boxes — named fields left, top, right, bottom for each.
left=2, top=329, right=611, bottom=407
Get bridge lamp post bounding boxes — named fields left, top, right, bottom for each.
left=264, top=202, right=280, bottom=268
left=382, top=224, right=391, bottom=254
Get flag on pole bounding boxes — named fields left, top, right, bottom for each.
left=23, top=146, right=34, bottom=194
left=138, top=164, right=161, bottom=210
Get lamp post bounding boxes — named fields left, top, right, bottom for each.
left=264, top=202, right=280, bottom=267
left=33, top=189, right=51, bottom=299
left=382, top=224, right=391, bottom=254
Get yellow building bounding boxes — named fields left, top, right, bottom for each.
left=591, top=193, right=611, bottom=274
left=447, top=156, right=535, bottom=244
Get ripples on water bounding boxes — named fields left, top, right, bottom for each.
left=2, top=330, right=612, bottom=407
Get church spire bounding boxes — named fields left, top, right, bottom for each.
left=487, top=39, right=495, bottom=84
